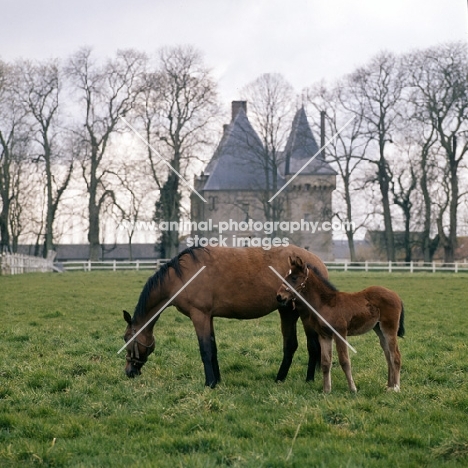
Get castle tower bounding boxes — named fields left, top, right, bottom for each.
left=191, top=101, right=277, bottom=245
left=282, top=107, right=337, bottom=259
left=191, top=102, right=336, bottom=257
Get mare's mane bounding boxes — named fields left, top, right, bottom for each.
left=133, top=246, right=207, bottom=320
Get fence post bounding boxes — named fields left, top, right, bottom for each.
left=344, top=260, right=348, bottom=272
left=136, top=260, right=139, bottom=271
left=410, top=261, right=413, bottom=273
left=87, top=260, right=91, bottom=272
left=113, top=259, right=116, bottom=272
left=432, top=261, right=436, bottom=273
left=455, top=262, right=458, bottom=273
left=365, top=261, right=368, bottom=272
left=388, top=261, right=392, bottom=273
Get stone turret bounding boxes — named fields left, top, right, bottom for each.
left=191, top=102, right=336, bottom=258
left=282, top=107, right=336, bottom=257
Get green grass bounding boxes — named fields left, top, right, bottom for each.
left=0, top=270, right=467, bottom=467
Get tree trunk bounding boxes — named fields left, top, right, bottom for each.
left=420, top=161, right=433, bottom=263
left=446, top=137, right=458, bottom=264
left=343, top=173, right=357, bottom=262
left=44, top=154, right=54, bottom=257
left=0, top=201, right=10, bottom=252
left=155, top=171, right=181, bottom=259
left=378, top=155, right=395, bottom=262
left=88, top=166, right=101, bottom=260
left=0, top=139, right=11, bottom=252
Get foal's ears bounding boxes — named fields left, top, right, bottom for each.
left=123, top=310, right=132, bottom=325
left=288, top=255, right=305, bottom=271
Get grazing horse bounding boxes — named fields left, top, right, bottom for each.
left=276, top=254, right=405, bottom=393
left=122, top=245, right=329, bottom=388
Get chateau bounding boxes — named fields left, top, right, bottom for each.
left=191, top=101, right=337, bottom=259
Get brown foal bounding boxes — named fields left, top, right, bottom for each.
left=276, top=255, right=405, bottom=393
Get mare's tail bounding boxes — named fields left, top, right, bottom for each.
left=398, top=302, right=405, bottom=338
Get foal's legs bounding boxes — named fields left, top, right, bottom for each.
left=374, top=324, right=392, bottom=385
left=374, top=324, right=401, bottom=391
left=319, top=336, right=333, bottom=393
left=335, top=335, right=357, bottom=393
left=275, top=308, right=299, bottom=382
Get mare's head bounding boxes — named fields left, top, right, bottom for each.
left=122, top=310, right=155, bottom=378
left=276, top=255, right=309, bottom=306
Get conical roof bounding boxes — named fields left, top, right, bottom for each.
left=282, top=107, right=337, bottom=176
left=203, top=108, right=285, bottom=190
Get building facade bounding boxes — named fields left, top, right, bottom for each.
left=191, top=101, right=337, bottom=259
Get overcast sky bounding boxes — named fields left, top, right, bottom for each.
left=2, top=0, right=468, bottom=104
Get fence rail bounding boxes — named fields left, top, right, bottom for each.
left=3, top=256, right=468, bottom=275
left=60, top=259, right=169, bottom=272
left=60, top=259, right=468, bottom=273
left=0, top=252, right=55, bottom=275
left=326, top=260, right=468, bottom=273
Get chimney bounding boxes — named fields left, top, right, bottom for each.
left=320, top=110, right=326, bottom=158
left=232, top=101, right=247, bottom=121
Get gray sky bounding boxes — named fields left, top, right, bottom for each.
left=2, top=0, right=468, bottom=102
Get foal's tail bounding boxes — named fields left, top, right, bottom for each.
left=398, top=302, right=405, bottom=338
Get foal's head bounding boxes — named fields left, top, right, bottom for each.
left=122, top=311, right=155, bottom=378
left=276, top=255, right=309, bottom=306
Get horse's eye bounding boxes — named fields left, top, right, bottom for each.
left=291, top=276, right=297, bottom=281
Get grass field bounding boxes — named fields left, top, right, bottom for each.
left=0, top=270, right=468, bottom=467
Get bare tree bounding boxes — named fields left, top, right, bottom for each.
left=0, top=60, right=31, bottom=252
left=344, top=51, right=404, bottom=261
left=108, top=158, right=156, bottom=260
left=404, top=42, right=468, bottom=263
left=16, top=59, right=75, bottom=257
left=135, top=45, right=219, bottom=258
left=306, top=80, right=370, bottom=262
left=398, top=82, right=440, bottom=263
left=66, top=48, right=146, bottom=260
left=390, top=149, right=418, bottom=263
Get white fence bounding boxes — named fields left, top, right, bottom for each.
left=0, top=252, right=55, bottom=275
left=60, top=259, right=169, bottom=272
left=327, top=260, right=468, bottom=273
left=59, top=259, right=468, bottom=273
left=3, top=255, right=468, bottom=275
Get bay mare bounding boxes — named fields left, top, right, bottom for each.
left=276, top=254, right=405, bottom=393
left=122, top=245, right=328, bottom=387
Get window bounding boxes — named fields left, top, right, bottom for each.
left=208, top=196, right=218, bottom=211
